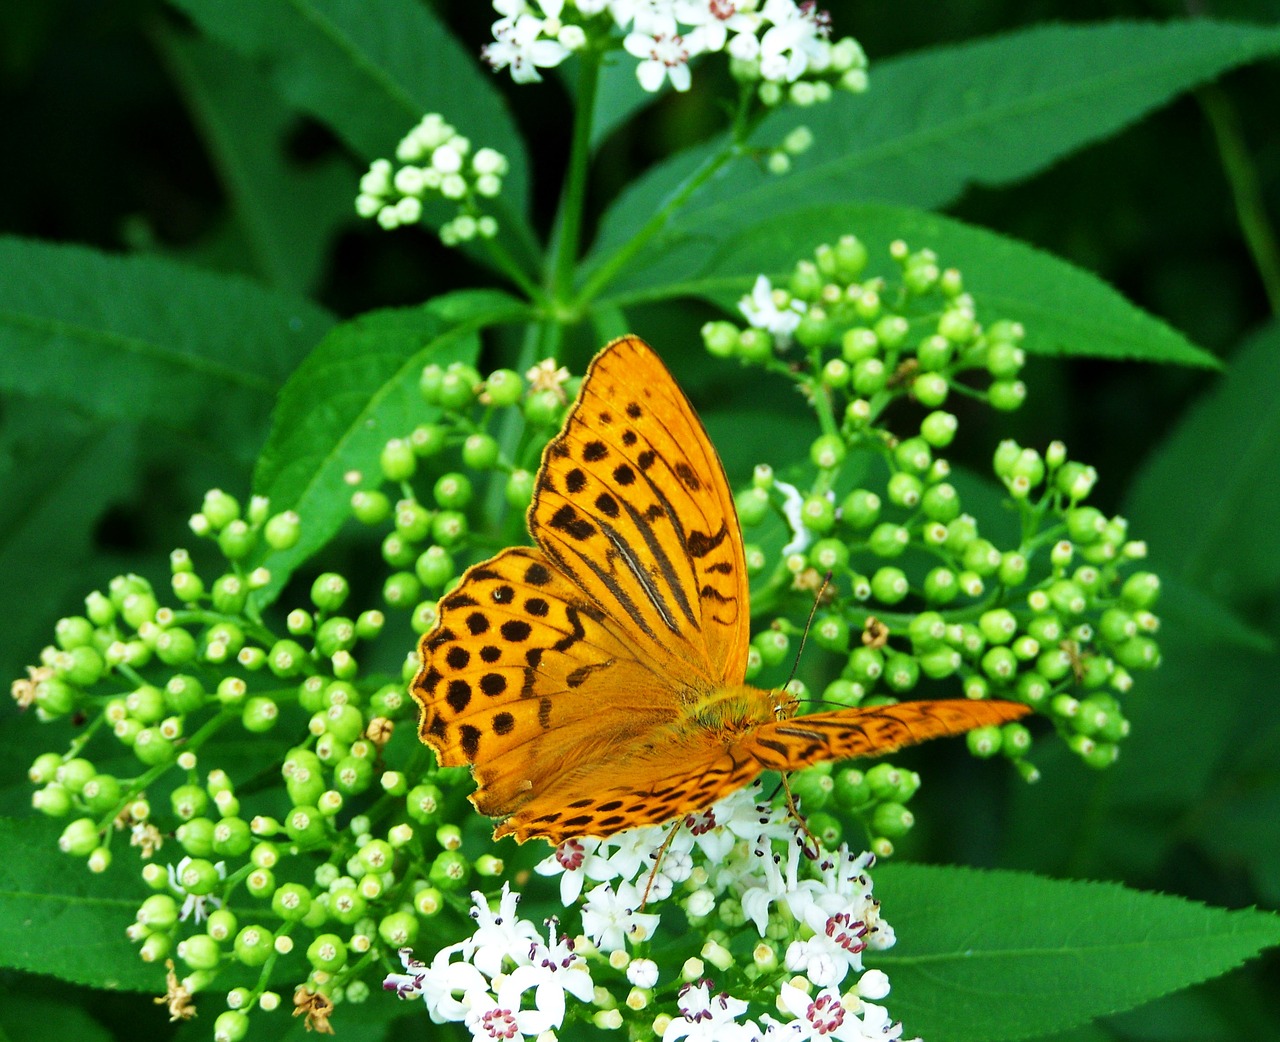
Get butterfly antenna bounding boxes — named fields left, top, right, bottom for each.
left=782, top=570, right=832, bottom=698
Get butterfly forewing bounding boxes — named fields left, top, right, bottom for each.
left=529, top=336, right=749, bottom=686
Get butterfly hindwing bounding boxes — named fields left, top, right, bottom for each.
left=413, top=546, right=685, bottom=820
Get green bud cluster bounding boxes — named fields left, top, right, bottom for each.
left=710, top=236, right=1159, bottom=784
left=356, top=112, right=508, bottom=244
left=13, top=472, right=508, bottom=1037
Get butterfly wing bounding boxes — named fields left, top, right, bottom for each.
left=741, top=700, right=1033, bottom=772
left=528, top=335, right=750, bottom=687
left=413, top=546, right=690, bottom=825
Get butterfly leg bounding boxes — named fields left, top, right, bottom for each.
left=639, top=819, right=685, bottom=911
left=779, top=773, right=822, bottom=860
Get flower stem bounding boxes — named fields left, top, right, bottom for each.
left=549, top=50, right=605, bottom=307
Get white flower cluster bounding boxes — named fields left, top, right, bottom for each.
left=483, top=0, right=868, bottom=100
left=355, top=114, right=509, bottom=244
left=383, top=782, right=916, bottom=1041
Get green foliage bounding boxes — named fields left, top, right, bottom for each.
left=1, top=3, right=1279, bottom=1042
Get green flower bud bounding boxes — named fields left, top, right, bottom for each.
left=871, top=801, right=914, bottom=838
left=133, top=727, right=175, bottom=766
left=989, top=379, right=1027, bottom=411
left=334, top=755, right=375, bottom=795
left=885, top=473, right=922, bottom=510
left=866, top=762, right=920, bottom=802
left=59, top=818, right=100, bottom=857
left=394, top=500, right=433, bottom=542
left=845, top=646, right=883, bottom=684
left=978, top=609, right=1018, bottom=645
left=213, top=817, right=252, bottom=858
left=868, top=522, right=909, bottom=558
left=912, top=372, right=949, bottom=407
left=407, top=784, right=444, bottom=824
left=921, top=567, right=958, bottom=605
left=416, top=546, right=456, bottom=590
left=432, top=472, right=472, bottom=511
left=506, top=469, right=536, bottom=509
left=438, top=365, right=480, bottom=409
left=307, top=933, right=348, bottom=973
left=919, top=482, right=959, bottom=523
left=962, top=539, right=1002, bottom=577
left=894, top=438, right=932, bottom=474
left=233, top=925, right=274, bottom=968
left=173, top=857, right=221, bottom=897
left=383, top=571, right=422, bottom=609
left=833, top=767, right=871, bottom=808
left=484, top=368, right=524, bottom=407
left=755, top=630, right=791, bottom=668
left=998, top=551, right=1029, bottom=586
left=242, top=696, right=280, bottom=733
left=351, top=489, right=391, bottom=525
left=431, top=509, right=468, bottom=546
left=810, top=434, right=846, bottom=470
left=882, top=653, right=919, bottom=692
left=264, top=511, right=301, bottom=550
left=821, top=358, right=850, bottom=388
left=284, top=805, right=327, bottom=848
left=201, top=489, right=241, bottom=530
left=808, top=537, right=849, bottom=572
left=812, top=614, right=850, bottom=654
left=801, top=495, right=835, bottom=533
left=789, top=766, right=833, bottom=811
left=210, top=574, right=247, bottom=614
left=380, top=438, right=417, bottom=481
left=379, top=911, right=419, bottom=947
left=172, top=784, right=209, bottom=821
left=176, top=817, right=216, bottom=857
left=214, top=1011, right=249, bottom=1042
left=924, top=651, right=964, bottom=686
left=981, top=646, right=1018, bottom=681
left=428, top=850, right=472, bottom=891
left=869, top=567, right=908, bottom=604
left=985, top=340, right=1025, bottom=379
left=851, top=357, right=887, bottom=395
left=85, top=590, right=115, bottom=625
left=840, top=489, right=880, bottom=530
left=315, top=617, right=356, bottom=657
left=217, top=519, right=258, bottom=561
left=138, top=893, right=180, bottom=931
left=966, top=725, right=1003, bottom=758
left=462, top=433, right=501, bottom=471
left=154, top=627, right=197, bottom=667
left=272, top=883, right=313, bottom=922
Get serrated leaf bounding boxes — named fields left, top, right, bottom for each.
left=586, top=20, right=1280, bottom=293
left=250, top=289, right=529, bottom=600
left=156, top=29, right=357, bottom=296
left=0, top=817, right=158, bottom=992
left=1125, top=320, right=1280, bottom=602
left=165, top=0, right=534, bottom=254
left=872, top=863, right=1280, bottom=1042
left=0, top=237, right=332, bottom=455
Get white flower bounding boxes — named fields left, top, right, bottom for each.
left=758, top=0, right=830, bottom=82
left=465, top=883, right=542, bottom=977
left=580, top=880, right=662, bottom=952
left=739, top=832, right=825, bottom=935
left=773, top=478, right=812, bottom=555
left=676, top=0, right=762, bottom=54
left=663, top=981, right=760, bottom=1041
left=383, top=944, right=489, bottom=1024
left=535, top=837, right=615, bottom=905
left=763, top=982, right=886, bottom=1040
left=623, top=30, right=695, bottom=92
left=464, top=965, right=571, bottom=1039
left=524, top=917, right=597, bottom=1004
left=739, top=275, right=806, bottom=341
left=612, top=0, right=679, bottom=35
left=483, top=12, right=571, bottom=83
left=627, top=957, right=660, bottom=988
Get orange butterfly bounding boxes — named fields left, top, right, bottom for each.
left=412, top=336, right=1028, bottom=844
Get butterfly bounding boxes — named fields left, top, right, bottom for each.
left=411, top=335, right=1029, bottom=844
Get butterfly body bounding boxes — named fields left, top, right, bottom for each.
left=412, top=336, right=1030, bottom=845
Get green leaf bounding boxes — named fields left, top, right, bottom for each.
left=0, top=817, right=158, bottom=992
left=155, top=29, right=357, bottom=296
left=586, top=20, right=1280, bottom=292
left=0, top=237, right=332, bottom=453
left=601, top=202, right=1217, bottom=367
left=250, top=289, right=529, bottom=600
left=872, top=863, right=1280, bottom=1041
left=1125, top=320, right=1280, bottom=602
left=0, top=991, right=113, bottom=1042
left=0, top=411, right=138, bottom=685
left=166, top=0, right=534, bottom=250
